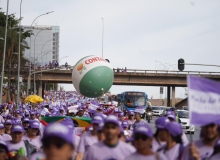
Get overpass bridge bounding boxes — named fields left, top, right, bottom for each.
left=7, top=68, right=220, bottom=107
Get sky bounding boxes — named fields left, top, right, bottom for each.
left=1, top=0, right=220, bottom=99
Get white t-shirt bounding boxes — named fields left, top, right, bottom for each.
left=7, top=141, right=27, bottom=157
left=158, top=143, right=182, bottom=160
left=22, top=135, right=42, bottom=150
left=181, top=139, right=214, bottom=160
left=210, top=153, right=220, bottom=160
left=125, top=152, right=168, bottom=160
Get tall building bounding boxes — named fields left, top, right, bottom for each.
left=22, top=25, right=60, bottom=66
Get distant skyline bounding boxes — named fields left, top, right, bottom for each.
left=2, top=0, right=220, bottom=99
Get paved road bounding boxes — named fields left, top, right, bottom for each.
left=147, top=116, right=201, bottom=142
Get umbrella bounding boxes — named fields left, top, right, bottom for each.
left=24, top=95, right=44, bottom=103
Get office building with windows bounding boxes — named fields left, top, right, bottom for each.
left=22, top=25, right=60, bottom=66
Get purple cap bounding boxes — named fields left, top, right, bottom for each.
left=119, top=112, right=124, bottom=117
left=25, top=112, right=29, bottom=116
left=11, top=125, right=24, bottom=133
left=91, top=113, right=104, bottom=124
left=0, top=123, right=5, bottom=129
left=156, top=117, right=169, bottom=129
left=15, top=110, right=20, bottom=114
left=134, top=125, right=153, bottom=138
left=87, top=126, right=93, bottom=132
left=166, top=111, right=176, bottom=121
left=82, top=106, right=87, bottom=109
left=78, top=109, right=84, bottom=112
left=45, top=113, right=52, bottom=117
left=14, top=120, right=21, bottom=125
left=30, top=111, right=35, bottom=115
left=30, top=121, right=40, bottom=129
left=42, top=123, right=73, bottom=145
left=165, top=122, right=182, bottom=137
left=2, top=115, right=7, bottom=118
left=59, top=108, right=64, bottom=111
left=105, top=115, right=120, bottom=127
left=97, top=122, right=104, bottom=131
left=129, top=111, right=134, bottom=116
left=22, top=118, right=30, bottom=123
left=121, top=120, right=129, bottom=128
left=113, top=108, right=120, bottom=113
left=4, top=119, right=12, bottom=125
left=96, top=107, right=103, bottom=111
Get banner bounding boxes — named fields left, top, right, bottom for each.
left=42, top=116, right=91, bottom=127
left=188, top=76, right=220, bottom=126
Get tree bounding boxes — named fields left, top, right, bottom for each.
left=0, top=10, right=32, bottom=102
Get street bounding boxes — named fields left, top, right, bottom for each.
left=148, top=116, right=201, bottom=142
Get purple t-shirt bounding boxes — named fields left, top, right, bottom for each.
left=210, top=153, right=220, bottom=160
left=125, top=152, right=168, bottom=160
left=133, top=120, right=148, bottom=129
left=77, top=132, right=98, bottom=153
left=151, top=138, right=166, bottom=152
left=128, top=120, right=135, bottom=131
left=85, top=141, right=136, bottom=160
left=2, top=134, right=12, bottom=141
left=181, top=139, right=214, bottom=160
left=7, top=141, right=27, bottom=157
left=22, top=135, right=42, bottom=150
left=157, top=143, right=181, bottom=160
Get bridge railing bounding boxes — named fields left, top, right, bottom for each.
left=113, top=68, right=220, bottom=75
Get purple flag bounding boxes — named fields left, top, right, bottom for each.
left=188, top=75, right=220, bottom=126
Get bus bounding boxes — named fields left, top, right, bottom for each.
left=120, top=91, right=148, bottom=111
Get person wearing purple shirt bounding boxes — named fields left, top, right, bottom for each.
left=0, top=123, right=12, bottom=141
left=133, top=112, right=148, bottom=129
left=0, top=114, right=5, bottom=124
left=85, top=115, right=136, bottom=160
left=181, top=122, right=219, bottom=160
left=125, top=125, right=168, bottom=160
left=128, top=111, right=135, bottom=131
left=22, top=121, right=42, bottom=150
left=152, top=117, right=169, bottom=152
left=41, top=123, right=74, bottom=160
left=157, top=122, right=184, bottom=160
left=7, top=125, right=36, bottom=158
left=210, top=138, right=220, bottom=160
left=4, top=119, right=12, bottom=135
left=75, top=113, right=103, bottom=160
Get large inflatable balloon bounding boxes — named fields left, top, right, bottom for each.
left=72, top=55, right=114, bottom=98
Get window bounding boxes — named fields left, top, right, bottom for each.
left=53, top=47, right=55, bottom=50
left=53, top=51, right=55, bottom=54
left=53, top=42, right=55, bottom=45
left=53, top=56, right=55, bottom=59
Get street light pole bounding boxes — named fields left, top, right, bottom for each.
left=40, top=40, right=53, bottom=97
left=17, top=0, right=22, bottom=109
left=33, top=28, right=50, bottom=95
left=0, top=0, right=9, bottom=105
left=28, top=11, right=54, bottom=95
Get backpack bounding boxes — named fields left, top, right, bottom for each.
left=23, top=140, right=37, bottom=158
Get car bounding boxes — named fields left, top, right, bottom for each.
left=160, top=107, right=171, bottom=117
left=182, top=106, right=188, bottom=111
left=177, top=110, right=195, bottom=134
left=152, top=106, right=164, bottom=116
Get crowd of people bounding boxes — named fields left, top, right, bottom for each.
left=14, top=61, right=69, bottom=70
left=0, top=90, right=219, bottom=160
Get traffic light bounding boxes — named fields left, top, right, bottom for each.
left=178, top=58, right=185, bottom=71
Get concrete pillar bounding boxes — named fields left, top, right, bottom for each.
left=167, top=86, right=171, bottom=106
left=38, top=83, right=42, bottom=97
left=172, top=86, right=175, bottom=107
left=42, top=83, right=45, bottom=99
